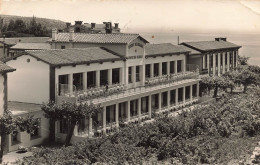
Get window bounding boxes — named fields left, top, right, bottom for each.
left=87, top=71, right=96, bottom=88
left=30, top=118, right=41, bottom=139
left=192, top=84, right=197, bottom=97
left=128, top=67, right=132, bottom=83
left=216, top=54, right=218, bottom=66
left=162, top=92, right=168, bottom=107
left=112, top=68, right=120, bottom=84
left=225, top=53, right=228, bottom=65
left=205, top=55, right=208, bottom=68
left=11, top=131, right=20, bottom=145
left=73, top=73, right=83, bottom=90
left=61, top=45, right=66, bottom=49
left=170, top=90, right=176, bottom=105
left=145, top=64, right=150, bottom=78
left=136, top=66, right=140, bottom=82
left=170, top=61, right=175, bottom=74
left=185, top=86, right=190, bottom=100
left=100, top=70, right=108, bottom=86
left=154, top=63, right=159, bottom=77
left=221, top=53, right=223, bottom=65
left=162, top=62, right=167, bottom=75
left=177, top=60, right=182, bottom=73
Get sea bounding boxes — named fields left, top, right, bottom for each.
left=140, top=32, right=260, bottom=66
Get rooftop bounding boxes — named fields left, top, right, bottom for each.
left=0, top=61, right=15, bottom=74
left=22, top=47, right=123, bottom=66
left=10, top=42, right=51, bottom=50
left=50, top=33, right=149, bottom=44
left=179, top=45, right=201, bottom=55
left=0, top=37, right=50, bottom=45
left=8, top=101, right=42, bottom=116
left=145, top=43, right=190, bottom=56
left=181, top=40, right=241, bottom=52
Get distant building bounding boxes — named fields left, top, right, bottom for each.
left=64, top=21, right=120, bottom=34
left=180, top=37, right=241, bottom=76
left=0, top=37, right=50, bottom=60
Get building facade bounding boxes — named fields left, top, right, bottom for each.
left=6, top=31, right=200, bottom=142
left=181, top=38, right=241, bottom=76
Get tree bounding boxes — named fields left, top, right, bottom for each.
left=0, top=109, right=39, bottom=163
left=237, top=69, right=258, bottom=93
left=238, top=55, right=250, bottom=65
left=42, top=101, right=102, bottom=146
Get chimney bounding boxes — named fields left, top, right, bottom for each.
left=221, top=37, right=227, bottom=41
left=75, top=21, right=83, bottom=25
left=52, top=28, right=57, bottom=41
left=66, top=22, right=71, bottom=28
left=91, top=23, right=96, bottom=29
left=215, top=37, right=227, bottom=41
left=114, top=23, right=119, bottom=29
left=69, top=27, right=74, bottom=41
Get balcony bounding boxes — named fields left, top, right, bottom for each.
left=57, top=71, right=200, bottom=105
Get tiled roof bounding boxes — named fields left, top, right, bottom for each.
left=181, top=40, right=241, bottom=52
left=50, top=33, right=149, bottom=44
left=145, top=43, right=189, bottom=56
left=179, top=45, right=201, bottom=55
left=23, top=47, right=123, bottom=66
left=0, top=61, right=15, bottom=73
left=8, top=101, right=42, bottom=116
left=0, top=37, right=50, bottom=45
left=10, top=43, right=51, bottom=50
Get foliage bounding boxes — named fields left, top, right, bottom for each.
left=238, top=55, right=250, bottom=65
left=21, top=87, right=260, bottom=164
left=0, top=109, right=39, bottom=163
left=41, top=101, right=102, bottom=146
left=1, top=17, right=50, bottom=37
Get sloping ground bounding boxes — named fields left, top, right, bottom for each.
left=0, top=14, right=66, bottom=30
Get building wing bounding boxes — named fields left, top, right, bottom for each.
left=0, top=61, right=16, bottom=73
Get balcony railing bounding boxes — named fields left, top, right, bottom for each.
left=57, top=71, right=199, bottom=103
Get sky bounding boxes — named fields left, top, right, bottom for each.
left=0, top=0, right=260, bottom=34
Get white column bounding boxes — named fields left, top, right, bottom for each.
left=236, top=50, right=238, bottom=67
left=207, top=54, right=210, bottom=73
left=167, top=61, right=170, bottom=75
left=174, top=61, right=178, bottom=74
left=138, top=98, right=141, bottom=118
left=141, top=65, right=145, bottom=85
left=158, top=93, right=161, bottom=111
left=190, top=85, right=193, bottom=101
left=183, top=59, right=186, bottom=72
left=183, top=87, right=186, bottom=104
left=96, top=70, right=100, bottom=87
left=167, top=91, right=171, bottom=107
left=149, top=64, right=154, bottom=78
left=125, top=65, right=129, bottom=86
left=218, top=53, right=221, bottom=76
left=127, top=101, right=130, bottom=122
left=159, top=62, right=162, bottom=76
left=88, top=117, right=93, bottom=137
left=108, top=69, right=112, bottom=85
left=175, top=88, right=178, bottom=105
left=115, top=103, right=119, bottom=127
left=131, top=66, right=136, bottom=85
left=102, top=106, right=106, bottom=133
left=227, top=52, right=230, bottom=71
left=213, top=54, right=216, bottom=76
left=223, top=53, right=226, bottom=74
left=68, top=73, right=73, bottom=95
left=148, top=95, right=152, bottom=118
left=83, top=72, right=87, bottom=90
left=202, top=55, right=205, bottom=69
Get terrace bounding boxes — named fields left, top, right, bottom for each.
left=57, top=71, right=200, bottom=105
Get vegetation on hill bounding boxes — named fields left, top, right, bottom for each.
left=0, top=15, right=66, bottom=37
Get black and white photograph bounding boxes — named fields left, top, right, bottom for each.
left=0, top=0, right=260, bottom=164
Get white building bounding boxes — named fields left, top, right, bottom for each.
left=5, top=32, right=200, bottom=142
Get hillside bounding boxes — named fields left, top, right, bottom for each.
left=0, top=14, right=66, bottom=30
